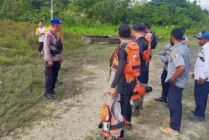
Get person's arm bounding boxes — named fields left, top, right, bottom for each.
left=201, top=46, right=209, bottom=79
left=137, top=40, right=144, bottom=56
left=159, top=45, right=168, bottom=62
left=111, top=49, right=127, bottom=88
left=35, top=28, right=40, bottom=36
left=169, top=51, right=185, bottom=85
left=44, top=34, right=52, bottom=62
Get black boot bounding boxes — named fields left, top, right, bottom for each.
left=44, top=91, right=54, bottom=99
left=155, top=97, right=164, bottom=102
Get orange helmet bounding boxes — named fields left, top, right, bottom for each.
left=131, top=82, right=146, bottom=100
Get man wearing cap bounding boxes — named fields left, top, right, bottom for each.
left=160, top=28, right=190, bottom=136
left=109, top=24, right=137, bottom=139
left=43, top=18, right=63, bottom=99
left=131, top=24, right=149, bottom=111
left=188, top=32, right=209, bottom=121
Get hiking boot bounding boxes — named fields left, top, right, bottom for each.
left=159, top=127, right=180, bottom=136
left=126, top=123, right=132, bottom=130
left=164, top=117, right=170, bottom=123
left=44, top=93, right=54, bottom=99
left=187, top=113, right=205, bottom=121
left=132, top=108, right=140, bottom=116
left=155, top=97, right=164, bottom=102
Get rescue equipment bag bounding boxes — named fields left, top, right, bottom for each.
left=109, top=41, right=141, bottom=83
left=98, top=94, right=126, bottom=139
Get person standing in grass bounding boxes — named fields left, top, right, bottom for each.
left=36, top=20, right=46, bottom=57
left=160, top=28, right=190, bottom=136
left=43, top=18, right=63, bottom=99
left=45, top=25, right=64, bottom=85
left=188, top=32, right=209, bottom=121
left=155, top=43, right=171, bottom=104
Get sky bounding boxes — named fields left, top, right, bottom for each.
left=193, top=0, right=209, bottom=10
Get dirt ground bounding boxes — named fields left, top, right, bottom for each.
left=2, top=47, right=209, bottom=140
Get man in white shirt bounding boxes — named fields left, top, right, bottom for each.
left=36, top=20, right=46, bottom=57
left=188, top=32, right=209, bottom=121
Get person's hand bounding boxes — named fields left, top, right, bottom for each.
left=59, top=59, right=63, bottom=64
left=198, top=78, right=206, bottom=84
left=109, top=88, right=116, bottom=97
left=48, top=60, right=53, bottom=67
left=191, top=73, right=194, bottom=79
left=169, top=77, right=176, bottom=85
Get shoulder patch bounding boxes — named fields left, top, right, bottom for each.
left=173, top=51, right=179, bottom=59
left=47, top=33, right=51, bottom=38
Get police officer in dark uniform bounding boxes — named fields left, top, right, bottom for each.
left=43, top=18, right=63, bottom=99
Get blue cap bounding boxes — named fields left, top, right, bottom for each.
left=132, top=24, right=145, bottom=32
left=195, top=32, right=209, bottom=39
left=118, top=24, right=131, bottom=38
left=50, top=18, right=62, bottom=24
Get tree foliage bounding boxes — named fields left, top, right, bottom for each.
left=0, top=0, right=208, bottom=27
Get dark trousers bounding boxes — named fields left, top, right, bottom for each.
left=168, top=85, right=183, bottom=131
left=137, top=63, right=148, bottom=84
left=38, top=42, right=44, bottom=52
left=161, top=68, right=170, bottom=102
left=194, top=80, right=209, bottom=118
left=116, top=76, right=136, bottom=137
left=45, top=61, right=61, bottom=94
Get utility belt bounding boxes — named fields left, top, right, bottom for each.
left=50, top=50, right=61, bottom=56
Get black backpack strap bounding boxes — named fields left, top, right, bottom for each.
left=120, top=42, right=128, bottom=51
left=50, top=30, right=59, bottom=41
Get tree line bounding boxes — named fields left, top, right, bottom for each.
left=0, top=0, right=208, bottom=28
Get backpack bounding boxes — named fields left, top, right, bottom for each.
left=110, top=41, right=141, bottom=83
left=98, top=94, right=126, bottom=139
left=151, top=32, right=158, bottom=49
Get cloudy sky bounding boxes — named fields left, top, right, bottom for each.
left=193, top=0, right=209, bottom=9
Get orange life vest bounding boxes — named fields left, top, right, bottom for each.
left=131, top=81, right=146, bottom=100
left=110, top=41, right=141, bottom=83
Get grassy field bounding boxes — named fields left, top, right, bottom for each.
left=0, top=21, right=117, bottom=137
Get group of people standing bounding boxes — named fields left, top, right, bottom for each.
left=35, top=19, right=209, bottom=139
left=108, top=24, right=209, bottom=139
